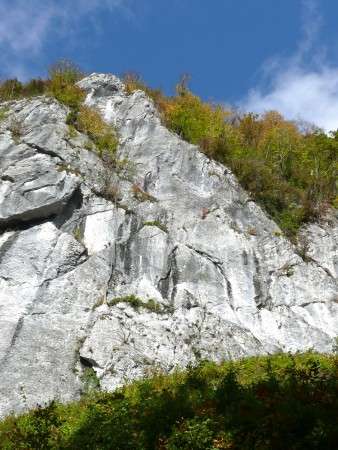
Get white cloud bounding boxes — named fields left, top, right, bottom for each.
left=0, top=1, right=55, bottom=53
left=243, top=66, right=338, bottom=133
left=0, top=0, right=131, bottom=78
left=240, top=0, right=338, bottom=132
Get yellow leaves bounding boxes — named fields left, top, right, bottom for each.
left=77, top=106, right=106, bottom=137
left=164, top=89, right=231, bottom=146
left=239, top=110, right=301, bottom=156
left=76, top=106, right=118, bottom=159
left=47, top=59, right=85, bottom=108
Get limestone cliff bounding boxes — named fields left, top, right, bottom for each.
left=0, top=74, right=337, bottom=417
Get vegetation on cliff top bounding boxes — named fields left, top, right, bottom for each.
left=0, top=60, right=118, bottom=163
left=0, top=63, right=336, bottom=235
left=0, top=353, right=337, bottom=449
left=0, top=60, right=84, bottom=106
left=124, top=73, right=337, bottom=236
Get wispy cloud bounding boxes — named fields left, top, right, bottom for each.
left=240, top=0, right=338, bottom=132
left=0, top=0, right=131, bottom=78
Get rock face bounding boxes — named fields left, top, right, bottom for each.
left=0, top=74, right=337, bottom=417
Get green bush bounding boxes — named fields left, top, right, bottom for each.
left=66, top=398, right=138, bottom=450
left=1, top=401, right=63, bottom=449
left=0, top=353, right=337, bottom=450
left=0, top=60, right=84, bottom=106
left=0, top=59, right=84, bottom=107
left=0, top=78, right=46, bottom=102
left=23, top=78, right=46, bottom=97
left=75, top=105, right=118, bottom=161
left=47, top=59, right=85, bottom=108
left=80, top=368, right=101, bottom=394
left=108, top=295, right=162, bottom=313
left=165, top=90, right=229, bottom=146
left=166, top=418, right=215, bottom=450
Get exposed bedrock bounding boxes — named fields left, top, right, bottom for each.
left=0, top=74, right=336, bottom=417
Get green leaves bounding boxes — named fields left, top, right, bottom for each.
left=1, top=353, right=337, bottom=450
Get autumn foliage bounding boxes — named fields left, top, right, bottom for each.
left=123, top=73, right=337, bottom=235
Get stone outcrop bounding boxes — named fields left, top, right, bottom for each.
left=0, top=74, right=337, bottom=417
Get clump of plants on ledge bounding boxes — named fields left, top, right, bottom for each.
left=143, top=220, right=168, bottom=233
left=108, top=294, right=163, bottom=313
left=123, top=72, right=337, bottom=236
left=67, top=105, right=118, bottom=161
left=0, top=352, right=337, bottom=449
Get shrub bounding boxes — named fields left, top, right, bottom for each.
left=22, top=78, right=46, bottom=97
left=80, top=368, right=101, bottom=394
left=72, top=226, right=83, bottom=243
left=166, top=418, right=215, bottom=450
left=48, top=59, right=84, bottom=86
left=49, top=83, right=85, bottom=109
left=47, top=59, right=85, bottom=108
left=0, top=79, right=23, bottom=101
left=102, top=183, right=121, bottom=203
left=75, top=105, right=118, bottom=161
left=66, top=104, right=119, bottom=164
left=0, top=59, right=84, bottom=106
left=0, top=78, right=47, bottom=102
left=108, top=295, right=163, bottom=313
left=66, top=398, right=137, bottom=450
left=144, top=298, right=163, bottom=313
left=1, top=401, right=63, bottom=449
left=1, top=353, right=337, bottom=450
left=164, top=89, right=230, bottom=147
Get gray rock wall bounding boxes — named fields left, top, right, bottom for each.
left=0, top=74, right=337, bottom=417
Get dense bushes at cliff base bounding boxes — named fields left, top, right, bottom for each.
left=0, top=353, right=337, bottom=449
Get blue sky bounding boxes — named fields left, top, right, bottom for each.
left=2, top=0, right=338, bottom=130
